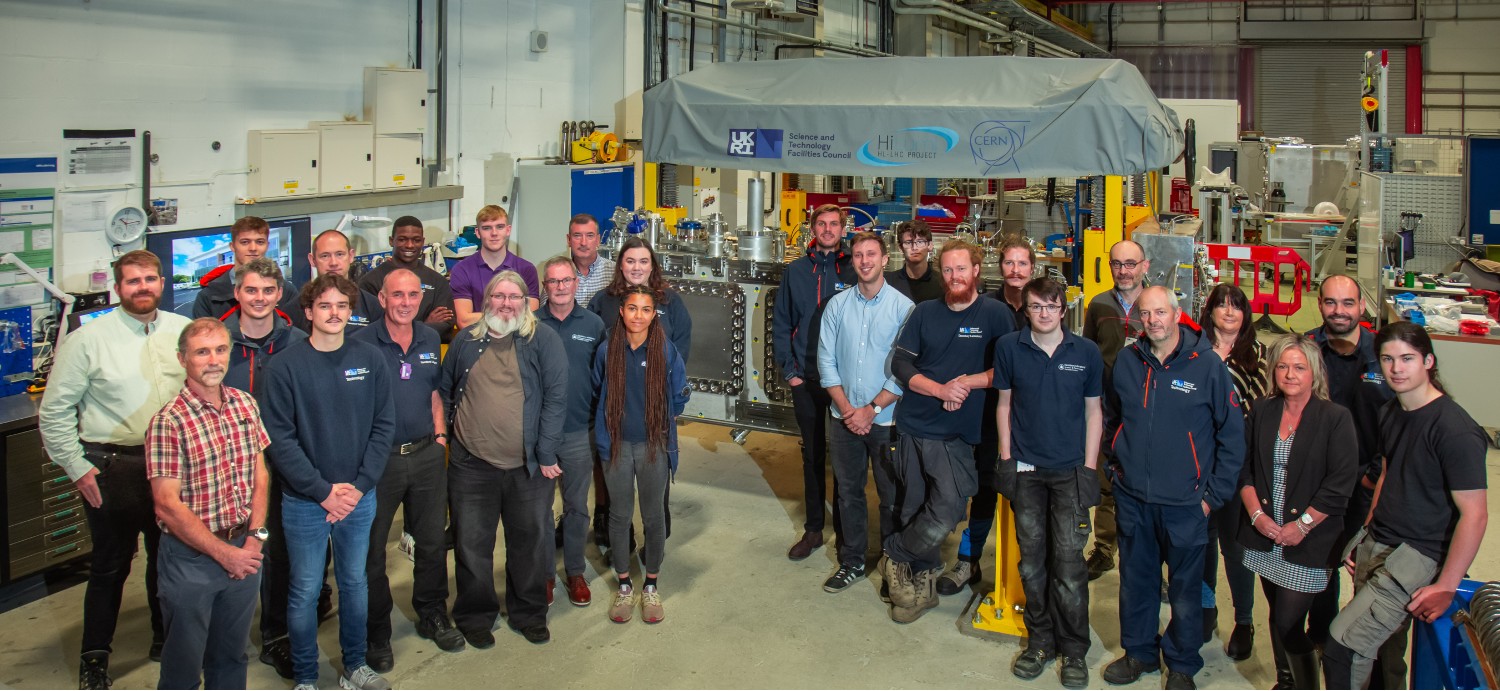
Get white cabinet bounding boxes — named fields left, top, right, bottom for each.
left=374, top=134, right=423, bottom=190
left=363, top=67, right=427, bottom=134
left=314, top=121, right=374, bottom=194
left=247, top=129, right=319, bottom=200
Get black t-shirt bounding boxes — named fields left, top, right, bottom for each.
left=1370, top=395, right=1488, bottom=563
left=245, top=331, right=272, bottom=349
left=893, top=295, right=1015, bottom=444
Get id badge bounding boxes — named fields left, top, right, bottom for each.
left=400, top=362, right=412, bottom=380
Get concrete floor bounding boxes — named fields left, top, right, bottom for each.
left=2, top=290, right=1496, bottom=689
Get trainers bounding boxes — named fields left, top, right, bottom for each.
left=1086, top=549, right=1114, bottom=581
left=936, top=559, right=980, bottom=596
left=1101, top=654, right=1160, bottom=685
left=890, top=568, right=940, bottom=624
left=1012, top=647, right=1054, bottom=680
left=641, top=587, right=665, bottom=624
left=1165, top=670, right=1197, bottom=690
left=79, top=654, right=112, bottom=690
left=339, top=664, right=391, bottom=690
left=259, top=637, right=295, bottom=679
left=293, top=685, right=317, bottom=690
left=609, top=587, right=636, bottom=623
left=881, top=557, right=917, bottom=609
left=822, top=564, right=866, bottom=593
left=1059, top=655, right=1089, bottom=689
left=416, top=612, right=466, bottom=652
left=397, top=531, right=415, bottom=563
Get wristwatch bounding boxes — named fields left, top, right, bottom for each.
left=250, top=527, right=270, bottom=542
left=1299, top=513, right=1315, bottom=527
left=871, top=404, right=884, bottom=415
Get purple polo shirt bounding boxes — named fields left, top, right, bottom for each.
left=449, top=249, right=540, bottom=303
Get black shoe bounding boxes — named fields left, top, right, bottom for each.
left=1166, top=670, right=1197, bottom=690
left=416, top=612, right=467, bottom=652
left=461, top=628, right=495, bottom=650
left=1086, top=549, right=1114, bottom=581
left=512, top=624, right=550, bottom=644
left=79, top=654, right=112, bottom=690
left=1059, top=656, right=1089, bottom=690
left=1225, top=623, right=1254, bottom=661
left=1203, top=606, right=1218, bottom=642
left=258, top=638, right=295, bottom=680
left=148, top=638, right=163, bottom=662
left=822, top=564, right=866, bottom=593
left=1101, top=654, right=1160, bottom=685
left=365, top=641, right=394, bottom=674
left=1011, top=647, right=1054, bottom=680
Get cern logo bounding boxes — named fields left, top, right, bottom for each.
left=969, top=121, right=1026, bottom=175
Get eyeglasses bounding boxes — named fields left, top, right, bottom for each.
left=900, top=240, right=931, bottom=248
left=489, top=294, right=527, bottom=303
left=1109, top=260, right=1142, bottom=270
left=543, top=277, right=577, bottom=287
left=1026, top=304, right=1063, bottom=314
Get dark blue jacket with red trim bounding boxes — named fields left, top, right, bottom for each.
left=771, top=242, right=856, bottom=382
left=1104, top=324, right=1246, bottom=509
left=221, top=307, right=306, bottom=398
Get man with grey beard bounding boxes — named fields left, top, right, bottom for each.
left=440, top=270, right=569, bottom=647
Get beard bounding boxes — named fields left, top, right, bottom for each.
left=484, top=312, right=524, bottom=337
left=944, top=277, right=977, bottom=307
left=1323, top=315, right=1357, bottom=336
left=121, top=290, right=161, bottom=316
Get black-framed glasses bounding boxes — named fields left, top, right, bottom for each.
left=900, top=239, right=931, bottom=248
left=543, top=277, right=577, bottom=287
left=1109, top=260, right=1142, bottom=270
left=1026, top=304, right=1063, bottom=314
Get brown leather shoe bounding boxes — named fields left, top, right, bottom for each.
left=566, top=575, right=591, bottom=607
left=786, top=531, right=824, bottom=561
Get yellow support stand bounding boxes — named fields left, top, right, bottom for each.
left=970, top=495, right=1028, bottom=636
left=1081, top=175, right=1126, bottom=304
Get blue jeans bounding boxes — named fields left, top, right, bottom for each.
left=282, top=491, right=376, bottom=685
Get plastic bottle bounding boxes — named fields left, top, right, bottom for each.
left=89, top=262, right=108, bottom=292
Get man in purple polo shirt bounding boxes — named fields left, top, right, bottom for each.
left=451, top=205, right=539, bottom=326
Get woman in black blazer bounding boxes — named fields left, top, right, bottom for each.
left=1238, top=333, right=1359, bottom=690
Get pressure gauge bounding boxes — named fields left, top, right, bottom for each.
left=107, top=206, right=149, bottom=248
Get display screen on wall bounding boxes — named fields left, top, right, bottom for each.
left=145, top=216, right=312, bottom=313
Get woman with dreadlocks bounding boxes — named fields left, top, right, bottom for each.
left=593, top=285, right=690, bottom=624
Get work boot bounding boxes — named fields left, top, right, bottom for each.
left=881, top=557, right=917, bottom=609
left=1101, top=654, right=1160, bottom=685
left=890, top=567, right=940, bottom=624
left=1269, top=629, right=1296, bottom=690
left=1011, top=647, right=1054, bottom=680
left=259, top=637, right=295, bottom=679
left=936, top=558, right=980, bottom=596
left=1289, top=650, right=1322, bottom=691
left=78, top=653, right=111, bottom=690
left=1086, top=548, right=1114, bottom=581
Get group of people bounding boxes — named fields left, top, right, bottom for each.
left=34, top=198, right=1488, bottom=691
left=38, top=208, right=691, bottom=691
left=777, top=206, right=1489, bottom=690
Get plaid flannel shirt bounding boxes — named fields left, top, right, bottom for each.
left=146, top=385, right=270, bottom=533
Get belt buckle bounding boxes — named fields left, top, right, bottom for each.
left=399, top=441, right=416, bottom=455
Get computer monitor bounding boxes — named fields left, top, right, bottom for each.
left=145, top=216, right=313, bottom=313
left=67, top=303, right=118, bottom=332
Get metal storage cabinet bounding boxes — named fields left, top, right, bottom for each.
left=374, top=134, right=422, bottom=190
left=247, top=129, right=319, bottom=201
left=363, top=67, right=427, bottom=135
left=314, top=122, right=375, bottom=195
left=4, top=423, right=91, bottom=584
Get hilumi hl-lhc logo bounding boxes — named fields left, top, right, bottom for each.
left=728, top=129, right=783, bottom=158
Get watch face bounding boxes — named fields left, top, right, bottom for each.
left=1300, top=513, right=1314, bottom=525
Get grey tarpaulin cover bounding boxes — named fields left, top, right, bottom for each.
left=643, top=56, right=1183, bottom=177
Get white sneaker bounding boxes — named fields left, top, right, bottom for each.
left=340, top=665, right=392, bottom=690
left=294, top=685, right=317, bottom=690
left=397, top=532, right=416, bottom=563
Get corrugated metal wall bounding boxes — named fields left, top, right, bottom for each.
left=1256, top=45, right=1408, bottom=144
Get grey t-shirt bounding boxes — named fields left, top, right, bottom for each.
left=455, top=335, right=525, bottom=469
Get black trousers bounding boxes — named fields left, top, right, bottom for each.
left=367, top=441, right=450, bottom=645
left=1013, top=466, right=1093, bottom=658
left=79, top=447, right=163, bottom=657
left=790, top=382, right=840, bottom=537
left=450, top=456, right=555, bottom=633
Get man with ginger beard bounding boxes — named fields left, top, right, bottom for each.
left=879, top=239, right=1015, bottom=624
left=40, top=250, right=190, bottom=688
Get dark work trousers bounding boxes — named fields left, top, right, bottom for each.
left=882, top=434, right=978, bottom=572
left=1013, top=465, right=1093, bottom=659
left=955, top=438, right=999, bottom=561
left=1092, top=460, right=1118, bottom=559
left=79, top=446, right=163, bottom=657
left=827, top=418, right=897, bottom=568
left=790, top=382, right=840, bottom=538
left=1203, top=494, right=1256, bottom=626
left=449, top=455, right=555, bottom=633
left=601, top=441, right=671, bottom=576
left=156, top=533, right=260, bottom=690
left=555, top=433, right=595, bottom=578
left=258, top=469, right=331, bottom=645
left=1115, top=488, right=1209, bottom=676
left=366, top=440, right=449, bottom=646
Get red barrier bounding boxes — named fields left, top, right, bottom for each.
left=1204, top=243, right=1311, bottom=317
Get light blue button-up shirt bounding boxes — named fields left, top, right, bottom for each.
left=817, top=281, right=914, bottom=426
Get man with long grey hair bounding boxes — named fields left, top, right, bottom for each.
left=440, top=270, right=569, bottom=647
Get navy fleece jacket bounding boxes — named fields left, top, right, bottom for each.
left=771, top=242, right=856, bottom=382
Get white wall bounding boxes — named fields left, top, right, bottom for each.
left=0, top=0, right=598, bottom=297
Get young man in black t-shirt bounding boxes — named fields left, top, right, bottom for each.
left=1324, top=322, right=1488, bottom=690
left=879, top=240, right=1015, bottom=624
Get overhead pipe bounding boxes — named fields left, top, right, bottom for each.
left=774, top=43, right=876, bottom=59
left=891, top=0, right=1084, bottom=58
left=658, top=5, right=890, bottom=57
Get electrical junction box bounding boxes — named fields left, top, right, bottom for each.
left=247, top=129, right=319, bottom=200
left=363, top=67, right=428, bottom=135
left=313, top=122, right=374, bottom=194
left=374, top=134, right=422, bottom=190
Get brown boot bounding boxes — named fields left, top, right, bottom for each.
left=891, top=567, right=940, bottom=623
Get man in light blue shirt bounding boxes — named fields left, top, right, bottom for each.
left=816, top=231, right=913, bottom=594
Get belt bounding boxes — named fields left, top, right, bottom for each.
left=211, top=522, right=249, bottom=542
left=395, top=436, right=433, bottom=456
left=81, top=441, right=146, bottom=456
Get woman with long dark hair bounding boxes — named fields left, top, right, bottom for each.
left=1323, top=322, right=1489, bottom=689
left=1197, top=283, right=1267, bottom=660
left=587, top=236, right=692, bottom=361
left=1238, top=334, right=1358, bottom=689
left=593, top=285, right=689, bottom=625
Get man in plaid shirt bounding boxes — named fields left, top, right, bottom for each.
left=147, top=318, right=271, bottom=690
